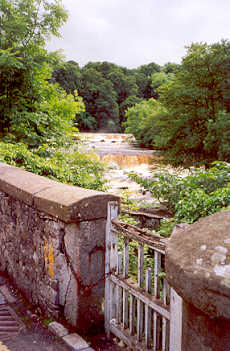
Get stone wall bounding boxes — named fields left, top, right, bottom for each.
left=0, top=163, right=119, bottom=333
left=166, top=211, right=230, bottom=351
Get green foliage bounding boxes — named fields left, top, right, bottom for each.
left=156, top=40, right=230, bottom=166
left=204, top=110, right=230, bottom=161
left=0, top=0, right=67, bottom=49
left=129, top=162, right=230, bottom=225
left=157, top=218, right=176, bottom=238
left=51, top=60, right=164, bottom=132
left=0, top=0, right=84, bottom=148
left=124, top=98, right=169, bottom=147
left=79, top=66, right=120, bottom=131
left=151, top=71, right=173, bottom=99
left=0, top=142, right=106, bottom=191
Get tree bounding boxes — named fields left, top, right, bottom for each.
left=156, top=40, right=230, bottom=166
left=124, top=98, right=168, bottom=147
left=52, top=60, right=81, bottom=95
left=79, top=67, right=119, bottom=131
left=151, top=71, right=173, bottom=99
left=0, top=0, right=84, bottom=147
left=76, top=62, right=142, bottom=131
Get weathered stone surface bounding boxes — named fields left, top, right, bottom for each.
left=182, top=302, right=230, bottom=351
left=48, top=321, right=69, bottom=337
left=0, top=163, right=120, bottom=333
left=0, top=163, right=119, bottom=223
left=63, top=220, right=106, bottom=331
left=166, top=210, right=230, bottom=351
left=0, top=165, right=54, bottom=206
left=34, top=184, right=119, bottom=223
left=62, top=333, right=89, bottom=350
left=63, top=274, right=78, bottom=327
left=166, top=210, right=230, bottom=319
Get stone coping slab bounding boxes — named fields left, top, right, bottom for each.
left=166, top=210, right=230, bottom=320
left=0, top=163, right=119, bottom=223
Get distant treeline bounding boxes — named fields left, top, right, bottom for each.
left=51, top=60, right=178, bottom=132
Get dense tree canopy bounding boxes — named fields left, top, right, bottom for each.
left=124, top=40, right=230, bottom=166
left=0, top=0, right=84, bottom=147
left=124, top=98, right=168, bottom=147
left=51, top=59, right=172, bottom=132
left=156, top=40, right=230, bottom=165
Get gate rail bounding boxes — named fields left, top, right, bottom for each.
left=105, top=201, right=182, bottom=351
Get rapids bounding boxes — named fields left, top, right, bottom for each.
left=80, top=133, right=160, bottom=204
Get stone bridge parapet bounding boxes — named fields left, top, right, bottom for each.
left=0, top=163, right=119, bottom=333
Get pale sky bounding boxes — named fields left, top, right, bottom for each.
left=46, top=0, right=230, bottom=68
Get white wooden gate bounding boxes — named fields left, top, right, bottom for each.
left=105, top=202, right=182, bottom=351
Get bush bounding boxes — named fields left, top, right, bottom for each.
left=0, top=142, right=106, bottom=191
left=124, top=98, right=168, bottom=148
left=129, top=161, right=230, bottom=225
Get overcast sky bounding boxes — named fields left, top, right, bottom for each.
left=46, top=0, right=230, bottom=69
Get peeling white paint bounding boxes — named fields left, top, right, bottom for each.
left=211, top=252, right=226, bottom=265
left=200, top=245, right=207, bottom=251
left=215, top=246, right=228, bottom=254
left=196, top=258, right=203, bottom=265
left=224, top=238, right=230, bottom=244
left=205, top=272, right=210, bottom=278
left=214, top=264, right=230, bottom=288
left=213, top=264, right=230, bottom=277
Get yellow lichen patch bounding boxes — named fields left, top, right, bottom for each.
left=48, top=243, right=55, bottom=278
left=0, top=341, right=11, bottom=351
left=43, top=240, right=55, bottom=278
left=48, top=264, right=54, bottom=278
left=48, top=244, right=54, bottom=264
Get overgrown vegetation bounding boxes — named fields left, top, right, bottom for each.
left=51, top=59, right=177, bottom=132
left=125, top=40, right=230, bottom=166
left=0, top=0, right=107, bottom=191
left=0, top=142, right=106, bottom=190
left=129, top=161, right=230, bottom=233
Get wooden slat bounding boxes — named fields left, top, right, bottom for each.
left=122, top=208, right=170, bottom=219
left=137, top=299, right=143, bottom=342
left=110, top=274, right=170, bottom=320
left=154, top=251, right=161, bottom=299
left=123, top=238, right=129, bottom=278
left=129, top=294, right=135, bottom=335
left=163, top=276, right=167, bottom=305
left=156, top=314, right=161, bottom=350
left=111, top=282, right=116, bottom=320
left=138, top=244, right=144, bottom=288
left=153, top=311, right=157, bottom=351
left=162, top=317, right=167, bottom=351
left=116, top=285, right=122, bottom=324
left=111, top=219, right=166, bottom=254
left=117, top=253, right=122, bottom=275
left=110, top=320, right=150, bottom=351
left=123, top=289, right=129, bottom=328
left=145, top=268, right=152, bottom=348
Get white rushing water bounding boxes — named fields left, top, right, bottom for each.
left=80, top=133, right=161, bottom=204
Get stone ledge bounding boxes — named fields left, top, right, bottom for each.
left=0, top=163, right=120, bottom=223
left=166, top=210, right=230, bottom=320
left=48, top=321, right=95, bottom=350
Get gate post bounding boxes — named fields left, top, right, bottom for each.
left=104, top=201, right=119, bottom=339
left=169, top=288, right=182, bottom=351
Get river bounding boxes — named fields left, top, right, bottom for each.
left=80, top=133, right=161, bottom=204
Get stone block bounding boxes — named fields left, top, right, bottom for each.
left=62, top=333, right=89, bottom=350
left=48, top=321, right=69, bottom=337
